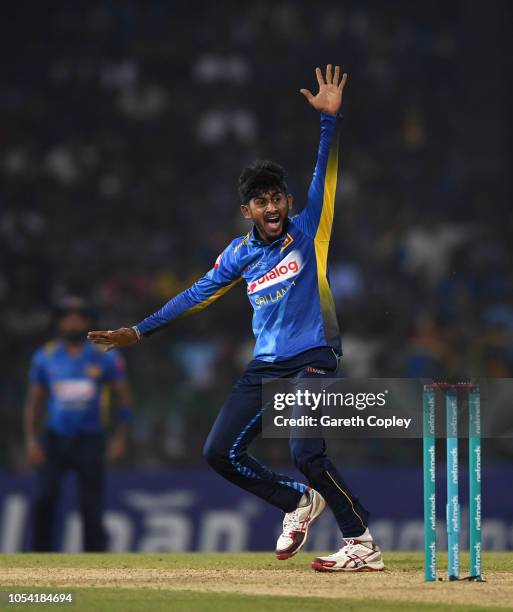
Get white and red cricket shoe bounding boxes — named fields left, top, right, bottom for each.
left=275, top=488, right=326, bottom=560
left=311, top=538, right=385, bottom=572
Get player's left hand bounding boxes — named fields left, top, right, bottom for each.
left=107, top=434, right=126, bottom=462
left=87, top=327, right=139, bottom=352
left=300, top=64, right=348, bottom=116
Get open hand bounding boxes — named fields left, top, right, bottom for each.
left=27, top=437, right=46, bottom=466
left=87, top=327, right=139, bottom=352
left=108, top=434, right=126, bottom=462
left=300, top=64, right=348, bottom=116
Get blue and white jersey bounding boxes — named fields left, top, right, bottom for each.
left=29, top=341, right=126, bottom=435
left=137, top=113, right=342, bottom=362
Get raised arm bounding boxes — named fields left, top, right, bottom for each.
left=293, top=65, right=348, bottom=240
left=88, top=240, right=242, bottom=350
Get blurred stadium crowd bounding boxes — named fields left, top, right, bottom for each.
left=1, top=1, right=511, bottom=468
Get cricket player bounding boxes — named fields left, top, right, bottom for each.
left=88, top=66, right=384, bottom=571
left=25, top=297, right=133, bottom=551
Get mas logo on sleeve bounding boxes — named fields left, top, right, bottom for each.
left=214, top=252, right=223, bottom=269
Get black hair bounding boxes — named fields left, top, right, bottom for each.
left=238, top=160, right=288, bottom=204
left=54, top=295, right=97, bottom=321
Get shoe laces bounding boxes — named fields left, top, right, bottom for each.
left=342, top=538, right=375, bottom=554
left=322, top=539, right=373, bottom=561
left=282, top=509, right=301, bottom=534
left=340, top=538, right=359, bottom=555
left=319, top=540, right=356, bottom=560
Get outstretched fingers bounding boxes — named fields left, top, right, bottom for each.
left=333, top=65, right=340, bottom=85
left=318, top=64, right=347, bottom=88
left=299, top=88, right=314, bottom=103
left=326, top=64, right=332, bottom=84
left=338, top=72, right=349, bottom=91
left=303, top=65, right=348, bottom=111
left=315, top=67, right=324, bottom=88
left=87, top=330, right=112, bottom=344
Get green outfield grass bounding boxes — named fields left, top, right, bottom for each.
left=0, top=552, right=511, bottom=612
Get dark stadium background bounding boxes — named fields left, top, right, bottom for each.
left=0, top=1, right=512, bottom=552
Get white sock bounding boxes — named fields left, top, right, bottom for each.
left=297, top=491, right=311, bottom=508
left=343, top=527, right=372, bottom=543
left=355, top=527, right=373, bottom=543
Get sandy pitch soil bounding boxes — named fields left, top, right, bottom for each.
left=1, top=567, right=512, bottom=608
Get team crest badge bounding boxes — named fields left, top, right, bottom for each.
left=280, top=233, right=294, bottom=252
left=86, top=364, right=103, bottom=378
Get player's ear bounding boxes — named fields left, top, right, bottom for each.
left=287, top=194, right=293, bottom=211
left=240, top=204, right=252, bottom=220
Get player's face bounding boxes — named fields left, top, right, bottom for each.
left=57, top=311, right=91, bottom=343
left=241, top=190, right=293, bottom=243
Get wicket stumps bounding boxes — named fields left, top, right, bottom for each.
left=446, top=387, right=460, bottom=579
left=469, top=386, right=482, bottom=579
left=422, top=386, right=436, bottom=581
left=422, top=383, right=484, bottom=582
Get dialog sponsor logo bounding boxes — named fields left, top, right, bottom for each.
left=247, top=250, right=302, bottom=295
left=52, top=379, right=96, bottom=402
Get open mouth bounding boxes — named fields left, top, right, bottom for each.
left=264, top=214, right=282, bottom=232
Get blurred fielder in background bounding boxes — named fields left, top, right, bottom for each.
left=25, top=297, right=133, bottom=552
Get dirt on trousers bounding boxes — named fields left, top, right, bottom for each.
left=1, top=567, right=512, bottom=609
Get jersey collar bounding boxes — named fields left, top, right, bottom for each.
left=57, top=339, right=89, bottom=359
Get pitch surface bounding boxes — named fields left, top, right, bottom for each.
left=0, top=552, right=511, bottom=611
